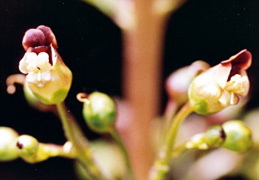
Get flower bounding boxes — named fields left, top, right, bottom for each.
left=19, top=25, right=72, bottom=104
left=188, top=49, right=252, bottom=115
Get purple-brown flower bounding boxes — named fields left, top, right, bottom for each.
left=22, top=25, right=57, bottom=51
left=188, top=50, right=252, bottom=115
left=19, top=25, right=72, bottom=104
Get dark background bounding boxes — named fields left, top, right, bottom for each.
left=0, top=0, right=258, bottom=179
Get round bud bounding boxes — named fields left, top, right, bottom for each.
left=204, top=125, right=225, bottom=148
left=222, top=120, right=252, bottom=153
left=82, top=92, right=116, bottom=133
left=0, top=127, right=19, bottom=161
left=17, top=135, right=39, bottom=157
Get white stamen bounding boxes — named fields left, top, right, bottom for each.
left=19, top=52, right=53, bottom=87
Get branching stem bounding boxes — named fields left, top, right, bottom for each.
left=109, top=128, right=133, bottom=179
left=56, top=102, right=106, bottom=180
left=149, top=102, right=193, bottom=180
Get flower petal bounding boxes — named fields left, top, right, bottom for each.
left=22, top=25, right=58, bottom=51
left=221, top=49, right=252, bottom=70
left=37, top=25, right=58, bottom=49
left=198, top=63, right=231, bottom=89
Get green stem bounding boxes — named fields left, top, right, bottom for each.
left=109, top=128, right=133, bottom=179
left=149, top=101, right=193, bottom=180
left=163, top=99, right=179, bottom=131
left=56, top=102, right=106, bottom=180
left=40, top=143, right=76, bottom=159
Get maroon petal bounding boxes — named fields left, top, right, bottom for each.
left=22, top=25, right=58, bottom=51
left=22, top=29, right=46, bottom=51
left=221, top=49, right=252, bottom=70
left=37, top=25, right=58, bottom=49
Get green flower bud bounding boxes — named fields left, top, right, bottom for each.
left=186, top=125, right=225, bottom=150
left=17, top=135, right=39, bottom=157
left=222, top=120, right=252, bottom=153
left=0, top=127, right=19, bottom=161
left=204, top=125, right=225, bottom=148
left=19, top=25, right=72, bottom=105
left=81, top=92, right=116, bottom=133
left=188, top=50, right=251, bottom=115
left=17, top=135, right=69, bottom=163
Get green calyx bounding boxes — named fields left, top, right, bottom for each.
left=188, top=73, right=226, bottom=115
left=23, top=82, right=38, bottom=107
left=0, top=127, right=19, bottom=161
left=82, top=92, right=116, bottom=133
left=24, top=81, right=68, bottom=105
left=189, top=98, right=208, bottom=115
left=25, top=48, right=73, bottom=105
left=32, top=89, right=69, bottom=105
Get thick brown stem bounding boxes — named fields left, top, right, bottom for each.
left=120, top=3, right=168, bottom=179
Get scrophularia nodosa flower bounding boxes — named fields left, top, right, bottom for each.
left=188, top=49, right=252, bottom=115
left=19, top=25, right=72, bottom=104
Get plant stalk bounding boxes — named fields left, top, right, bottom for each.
left=149, top=102, right=193, bottom=180
left=109, top=128, right=133, bottom=179
left=56, top=102, right=105, bottom=180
